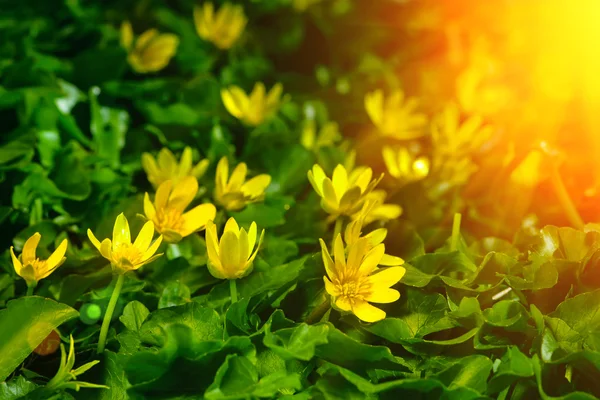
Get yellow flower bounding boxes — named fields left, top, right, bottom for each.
left=364, top=89, right=428, bottom=140
left=10, top=233, right=68, bottom=285
left=509, top=150, right=543, bottom=187
left=194, top=2, right=247, bottom=50
left=205, top=218, right=264, bottom=279
left=144, top=177, right=217, bottom=243
left=142, top=147, right=210, bottom=188
left=214, top=157, right=272, bottom=211
left=344, top=203, right=404, bottom=266
left=301, top=120, right=341, bottom=151
left=382, top=146, right=430, bottom=184
left=88, top=214, right=163, bottom=274
left=120, top=21, right=179, bottom=74
left=431, top=103, right=493, bottom=157
left=320, top=234, right=405, bottom=323
left=308, top=164, right=382, bottom=220
left=221, top=83, right=284, bottom=126
left=353, top=190, right=402, bottom=225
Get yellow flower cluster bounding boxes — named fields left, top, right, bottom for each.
left=120, top=21, right=179, bottom=74
left=364, top=89, right=428, bottom=140
left=194, top=2, right=247, bottom=50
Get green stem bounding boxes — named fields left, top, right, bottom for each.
left=229, top=279, right=238, bottom=304
left=26, top=281, right=37, bottom=296
left=305, top=299, right=330, bottom=324
left=97, top=274, right=125, bottom=354
left=551, top=164, right=585, bottom=230
left=450, top=213, right=462, bottom=252
left=331, top=217, right=343, bottom=251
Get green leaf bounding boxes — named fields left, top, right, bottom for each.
left=205, top=355, right=302, bottom=399
left=0, top=297, right=78, bottom=381
left=488, top=347, right=534, bottom=394
left=264, top=323, right=329, bottom=361
left=89, top=88, right=128, bottom=168
left=0, top=376, right=38, bottom=400
left=158, top=281, right=191, bottom=309
left=120, top=301, right=150, bottom=332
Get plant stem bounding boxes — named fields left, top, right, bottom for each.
left=551, top=164, right=585, bottom=230
left=331, top=217, right=343, bottom=251
left=229, top=279, right=238, bottom=304
left=26, top=281, right=37, bottom=296
left=305, top=299, right=330, bottom=324
left=450, top=213, right=462, bottom=252
left=97, top=274, right=125, bottom=354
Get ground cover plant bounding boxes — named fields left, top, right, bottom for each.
left=3, top=0, right=600, bottom=399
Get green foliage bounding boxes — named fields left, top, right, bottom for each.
left=1, top=0, right=600, bottom=399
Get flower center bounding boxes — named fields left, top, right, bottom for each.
left=156, top=207, right=184, bottom=233
left=335, top=273, right=371, bottom=305
left=111, top=242, right=144, bottom=266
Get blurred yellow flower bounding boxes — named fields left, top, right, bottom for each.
left=301, top=120, right=341, bottom=151
left=431, top=103, right=494, bottom=157
left=194, top=2, right=247, bottom=50
left=215, top=157, right=272, bottom=211
left=205, top=218, right=264, bottom=279
left=364, top=89, right=428, bottom=140
left=10, top=233, right=67, bottom=285
left=354, top=190, right=402, bottom=224
left=144, top=177, right=216, bottom=243
left=320, top=234, right=405, bottom=323
left=308, top=164, right=382, bottom=220
left=509, top=150, right=543, bottom=187
left=382, top=146, right=430, bottom=184
left=142, top=147, right=210, bottom=188
left=88, top=214, right=163, bottom=274
left=120, top=21, right=178, bottom=74
left=221, top=83, right=284, bottom=126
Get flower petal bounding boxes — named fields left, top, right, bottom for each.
left=241, top=174, right=271, bottom=198
left=141, top=153, right=160, bottom=186
left=154, top=180, right=173, bottom=211
left=134, top=221, right=155, bottom=252
left=142, top=235, right=163, bottom=262
left=112, top=213, right=131, bottom=247
left=247, top=222, right=257, bottom=255
left=178, top=147, right=193, bottom=177
left=319, top=238, right=336, bottom=278
left=22, top=233, right=41, bottom=265
left=179, top=203, right=217, bottom=236
left=45, top=239, right=68, bottom=271
left=380, top=254, right=404, bottom=266
left=168, top=176, right=199, bottom=211
left=228, top=162, right=248, bottom=191
left=359, top=243, right=385, bottom=274
left=100, top=239, right=112, bottom=260
left=220, top=231, right=240, bottom=276
left=10, top=247, right=22, bottom=275
left=331, top=165, right=348, bottom=200
left=368, top=266, right=406, bottom=287
left=335, top=297, right=352, bottom=312
left=333, top=234, right=346, bottom=270
left=144, top=193, right=156, bottom=221
left=352, top=301, right=386, bottom=323
left=323, top=276, right=338, bottom=297
left=238, top=228, right=250, bottom=265
left=365, top=288, right=400, bottom=304
left=224, top=217, right=240, bottom=235
left=87, top=229, right=102, bottom=251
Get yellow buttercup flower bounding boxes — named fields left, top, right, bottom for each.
left=345, top=203, right=404, bottom=266
left=221, top=83, right=284, bottom=126
left=431, top=103, right=493, bottom=157
left=10, top=233, right=68, bottom=285
left=353, top=190, right=402, bottom=224
left=320, top=234, right=405, bottom=323
left=194, top=2, right=247, bottom=50
left=144, top=177, right=216, bottom=243
left=205, top=218, right=264, bottom=280
left=120, top=21, right=178, bottom=74
left=214, top=157, right=271, bottom=211
left=301, top=120, right=341, bottom=151
left=382, top=146, right=430, bottom=184
left=142, top=147, right=210, bottom=188
left=364, top=89, right=428, bottom=140
left=308, top=164, right=382, bottom=221
left=88, top=214, right=163, bottom=274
